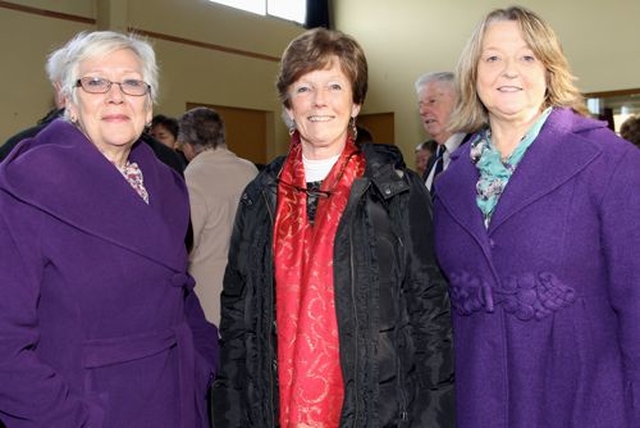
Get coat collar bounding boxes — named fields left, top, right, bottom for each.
left=436, top=108, right=605, bottom=238
left=0, top=119, right=189, bottom=271
left=362, top=143, right=410, bottom=199
left=244, top=143, right=410, bottom=206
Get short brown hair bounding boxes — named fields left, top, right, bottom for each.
left=449, top=6, right=589, bottom=134
left=276, top=27, right=368, bottom=109
left=620, top=115, right=640, bottom=148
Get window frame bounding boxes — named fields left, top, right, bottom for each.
left=206, top=0, right=306, bottom=25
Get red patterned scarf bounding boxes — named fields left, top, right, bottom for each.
left=273, top=134, right=365, bottom=428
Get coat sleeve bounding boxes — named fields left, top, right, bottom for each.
left=211, top=196, right=251, bottom=427
left=185, top=285, right=220, bottom=378
left=0, top=204, right=104, bottom=427
left=599, top=146, right=640, bottom=423
left=403, top=172, right=455, bottom=427
left=184, top=280, right=220, bottom=428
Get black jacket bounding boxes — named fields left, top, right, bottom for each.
left=212, top=143, right=454, bottom=427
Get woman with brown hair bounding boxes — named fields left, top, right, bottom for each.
left=213, top=27, right=454, bottom=428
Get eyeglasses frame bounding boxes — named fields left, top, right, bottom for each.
left=75, top=77, right=151, bottom=97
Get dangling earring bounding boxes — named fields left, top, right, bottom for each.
left=288, top=126, right=296, bottom=136
left=350, top=117, right=358, bottom=141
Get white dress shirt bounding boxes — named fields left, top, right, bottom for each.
left=425, top=132, right=466, bottom=191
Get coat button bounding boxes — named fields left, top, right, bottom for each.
left=171, top=273, right=188, bottom=287
left=171, top=273, right=196, bottom=291
left=489, top=239, right=496, bottom=248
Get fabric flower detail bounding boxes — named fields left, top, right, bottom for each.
left=449, top=271, right=576, bottom=321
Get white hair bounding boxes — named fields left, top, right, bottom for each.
left=414, top=71, right=455, bottom=95
left=48, top=30, right=159, bottom=110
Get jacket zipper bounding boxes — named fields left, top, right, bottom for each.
left=264, top=189, right=277, bottom=428
left=396, top=233, right=409, bottom=424
left=348, top=180, right=370, bottom=426
left=349, top=219, right=359, bottom=427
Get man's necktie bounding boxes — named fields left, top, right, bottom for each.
left=433, top=145, right=446, bottom=177
left=430, top=145, right=446, bottom=196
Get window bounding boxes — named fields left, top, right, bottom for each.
left=208, top=0, right=306, bottom=24
left=585, top=89, right=640, bottom=134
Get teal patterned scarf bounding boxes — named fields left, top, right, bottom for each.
left=472, top=108, right=552, bottom=227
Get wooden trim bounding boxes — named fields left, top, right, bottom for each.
left=0, top=1, right=280, bottom=63
left=128, top=27, right=281, bottom=63
left=0, top=0, right=95, bottom=24
left=584, top=88, right=640, bottom=98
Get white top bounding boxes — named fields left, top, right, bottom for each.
left=303, top=153, right=340, bottom=182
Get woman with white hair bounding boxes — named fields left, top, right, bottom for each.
left=0, top=31, right=218, bottom=427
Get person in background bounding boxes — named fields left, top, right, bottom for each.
left=0, top=30, right=218, bottom=427
left=620, top=114, right=640, bottom=148
left=434, top=6, right=640, bottom=427
left=212, top=27, right=454, bottom=428
left=0, top=46, right=68, bottom=161
left=1, top=111, right=64, bottom=162
left=415, top=71, right=466, bottom=193
left=150, top=113, right=189, bottom=166
left=178, top=106, right=258, bottom=326
left=150, top=114, right=179, bottom=149
left=414, top=139, right=437, bottom=178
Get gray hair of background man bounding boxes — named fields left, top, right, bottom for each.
left=414, top=71, right=455, bottom=95
left=48, top=30, right=159, bottom=117
left=45, top=46, right=67, bottom=85
left=178, top=107, right=226, bottom=150
left=44, top=48, right=69, bottom=108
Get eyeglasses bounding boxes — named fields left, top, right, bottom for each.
left=75, top=77, right=151, bottom=96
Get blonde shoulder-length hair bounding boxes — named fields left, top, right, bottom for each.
left=449, top=6, right=589, bottom=134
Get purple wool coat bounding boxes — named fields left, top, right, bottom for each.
left=0, top=120, right=219, bottom=427
left=434, top=108, right=640, bottom=428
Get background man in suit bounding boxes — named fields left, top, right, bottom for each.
left=415, top=71, right=467, bottom=194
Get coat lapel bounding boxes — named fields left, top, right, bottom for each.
left=487, top=109, right=604, bottom=233
left=0, top=120, right=188, bottom=272
left=435, top=109, right=606, bottom=242
left=435, top=143, right=488, bottom=246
